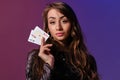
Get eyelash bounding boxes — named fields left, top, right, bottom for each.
left=50, top=21, right=55, bottom=24
left=62, top=20, right=68, bottom=23
left=49, top=20, right=68, bottom=24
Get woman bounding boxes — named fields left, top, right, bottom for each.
left=26, top=2, right=100, bottom=80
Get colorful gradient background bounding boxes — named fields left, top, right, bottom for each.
left=0, top=0, right=120, bottom=80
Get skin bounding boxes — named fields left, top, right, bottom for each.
left=38, top=9, right=71, bottom=68
left=47, top=9, right=71, bottom=46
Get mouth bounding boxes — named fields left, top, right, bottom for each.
left=56, top=32, right=64, bottom=37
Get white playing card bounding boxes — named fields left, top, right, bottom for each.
left=28, top=30, right=40, bottom=45
left=28, top=26, right=49, bottom=45
left=34, top=26, right=49, bottom=41
left=28, top=30, right=36, bottom=43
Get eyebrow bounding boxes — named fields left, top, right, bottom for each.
left=48, top=16, right=66, bottom=20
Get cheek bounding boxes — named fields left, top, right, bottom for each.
left=48, top=24, right=52, bottom=31
left=65, top=24, right=71, bottom=32
left=48, top=26, right=55, bottom=36
left=65, top=25, right=72, bottom=37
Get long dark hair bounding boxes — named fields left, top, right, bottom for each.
left=31, top=2, right=100, bottom=80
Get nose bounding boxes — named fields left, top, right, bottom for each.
left=56, top=21, right=62, bottom=30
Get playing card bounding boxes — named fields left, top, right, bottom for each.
left=28, top=30, right=40, bottom=45
left=34, top=26, right=49, bottom=41
left=28, top=26, right=49, bottom=45
left=28, top=30, right=36, bottom=43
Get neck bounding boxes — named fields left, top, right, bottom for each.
left=56, top=38, right=71, bottom=48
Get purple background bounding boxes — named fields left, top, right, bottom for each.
left=0, top=0, right=120, bottom=80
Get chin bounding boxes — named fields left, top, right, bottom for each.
left=55, top=37, right=66, bottom=41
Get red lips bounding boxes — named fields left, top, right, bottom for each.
left=56, top=32, right=64, bottom=37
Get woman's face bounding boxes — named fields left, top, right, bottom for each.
left=47, top=9, right=71, bottom=43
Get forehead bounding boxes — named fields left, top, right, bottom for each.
left=47, top=9, right=64, bottom=19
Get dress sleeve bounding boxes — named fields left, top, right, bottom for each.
left=26, top=50, right=37, bottom=80
left=26, top=49, right=52, bottom=80
left=40, top=63, right=51, bottom=80
left=88, top=54, right=98, bottom=72
left=88, top=54, right=100, bottom=80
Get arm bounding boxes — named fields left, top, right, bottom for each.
left=26, top=49, right=52, bottom=80
left=40, top=63, right=51, bottom=80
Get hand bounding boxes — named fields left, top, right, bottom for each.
left=38, top=37, right=54, bottom=69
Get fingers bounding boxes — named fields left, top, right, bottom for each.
left=42, top=44, right=53, bottom=52
left=38, top=38, right=54, bottom=68
left=40, top=37, right=52, bottom=51
left=39, top=37, right=53, bottom=56
left=41, top=37, right=45, bottom=46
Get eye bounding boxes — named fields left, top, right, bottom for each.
left=62, top=19, right=69, bottom=24
left=49, top=21, right=55, bottom=24
left=63, top=20, right=68, bottom=23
